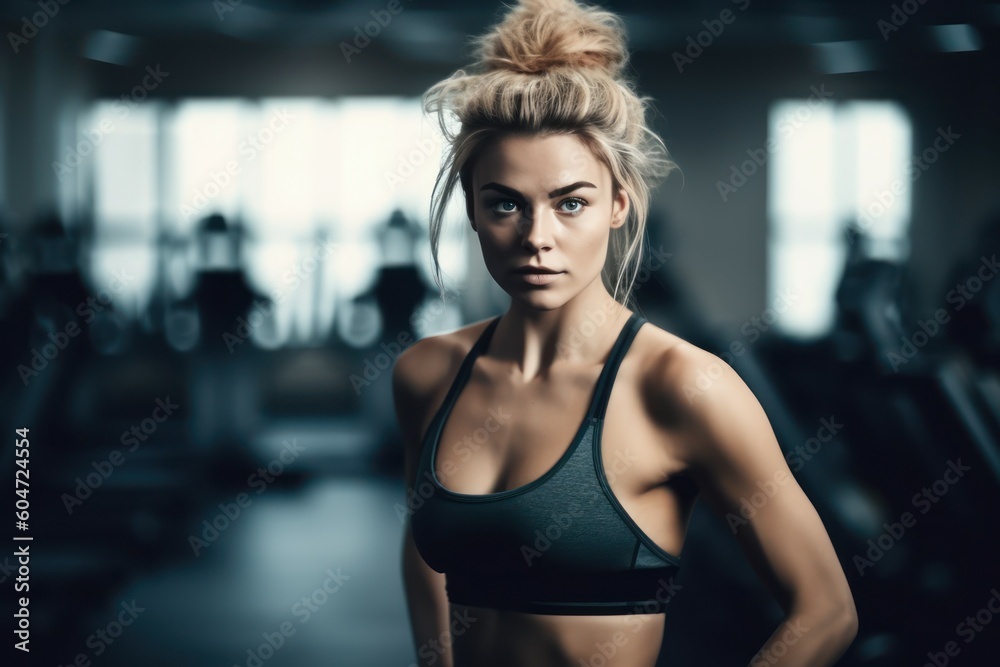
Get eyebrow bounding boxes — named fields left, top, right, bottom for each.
left=479, top=181, right=597, bottom=199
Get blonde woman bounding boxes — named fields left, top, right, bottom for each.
left=392, top=1, right=858, bottom=665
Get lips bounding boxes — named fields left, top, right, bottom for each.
left=516, top=271, right=564, bottom=286
left=513, top=267, right=563, bottom=274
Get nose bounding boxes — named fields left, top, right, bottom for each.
left=517, top=205, right=554, bottom=252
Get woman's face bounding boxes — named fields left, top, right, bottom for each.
left=467, top=132, right=629, bottom=309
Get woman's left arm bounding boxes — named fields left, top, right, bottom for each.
left=649, top=345, right=859, bottom=666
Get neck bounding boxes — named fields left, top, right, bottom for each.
left=491, top=292, right=633, bottom=383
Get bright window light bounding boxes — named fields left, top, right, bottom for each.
left=768, top=99, right=911, bottom=339
left=91, top=101, right=159, bottom=234
left=82, top=95, right=451, bottom=346
left=167, top=99, right=251, bottom=234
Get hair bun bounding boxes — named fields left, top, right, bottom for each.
left=472, top=0, right=629, bottom=77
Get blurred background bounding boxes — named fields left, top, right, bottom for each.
left=0, top=0, right=998, bottom=665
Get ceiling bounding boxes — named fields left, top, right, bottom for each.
left=0, top=0, right=995, bottom=97
left=1, top=0, right=996, bottom=50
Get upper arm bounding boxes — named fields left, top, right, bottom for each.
left=394, top=339, right=457, bottom=664
left=392, top=338, right=435, bottom=495
left=392, top=335, right=456, bottom=495
left=650, top=344, right=856, bottom=620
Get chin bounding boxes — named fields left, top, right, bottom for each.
left=505, top=285, right=569, bottom=309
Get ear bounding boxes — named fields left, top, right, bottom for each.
left=611, top=184, right=630, bottom=229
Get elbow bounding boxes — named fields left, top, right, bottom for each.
left=797, top=594, right=858, bottom=652
left=833, top=584, right=859, bottom=643
left=839, top=598, right=859, bottom=646
left=821, top=595, right=859, bottom=650
left=829, top=604, right=859, bottom=662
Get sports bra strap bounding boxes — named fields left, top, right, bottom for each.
left=436, top=316, right=502, bottom=417
left=587, top=311, right=645, bottom=421
left=449, top=310, right=645, bottom=422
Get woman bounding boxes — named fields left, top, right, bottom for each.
left=392, top=0, right=859, bottom=665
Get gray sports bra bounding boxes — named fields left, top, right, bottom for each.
left=410, top=311, right=684, bottom=615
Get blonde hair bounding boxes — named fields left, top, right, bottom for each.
left=423, top=0, right=678, bottom=308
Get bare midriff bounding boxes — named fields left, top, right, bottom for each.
left=447, top=602, right=665, bottom=667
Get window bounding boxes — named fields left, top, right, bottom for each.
left=70, top=96, right=451, bottom=347
left=767, top=99, right=911, bottom=339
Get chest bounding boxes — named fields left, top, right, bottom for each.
left=431, top=356, right=675, bottom=498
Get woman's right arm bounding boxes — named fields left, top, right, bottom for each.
left=393, top=340, right=455, bottom=667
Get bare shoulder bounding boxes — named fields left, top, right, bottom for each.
left=391, top=317, right=498, bottom=459
left=392, top=317, right=496, bottom=399
left=633, top=321, right=735, bottom=411
left=635, top=321, right=765, bottom=465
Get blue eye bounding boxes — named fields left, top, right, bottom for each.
left=560, top=198, right=587, bottom=214
left=488, top=197, right=587, bottom=215
left=491, top=200, right=519, bottom=214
